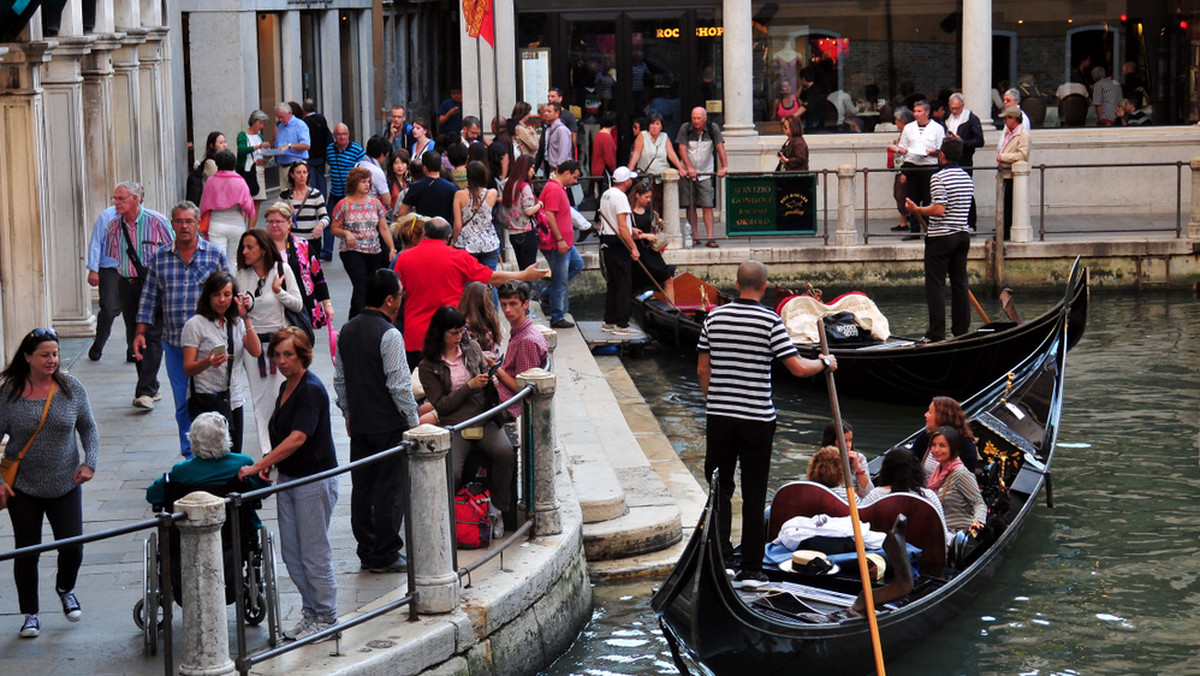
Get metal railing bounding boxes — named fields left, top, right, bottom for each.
left=225, top=380, right=540, bottom=676
left=0, top=511, right=182, bottom=676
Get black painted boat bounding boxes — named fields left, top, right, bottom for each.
left=633, top=260, right=1088, bottom=405
left=651, top=262, right=1079, bottom=674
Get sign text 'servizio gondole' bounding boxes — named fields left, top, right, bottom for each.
left=725, top=173, right=817, bottom=236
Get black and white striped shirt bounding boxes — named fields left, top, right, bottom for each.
left=927, top=164, right=973, bottom=237
left=698, top=298, right=798, bottom=422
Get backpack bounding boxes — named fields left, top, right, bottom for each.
left=455, top=483, right=492, bottom=549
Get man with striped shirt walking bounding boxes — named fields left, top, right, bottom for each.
left=697, top=260, right=836, bottom=584
left=323, top=123, right=366, bottom=260
left=905, top=136, right=974, bottom=342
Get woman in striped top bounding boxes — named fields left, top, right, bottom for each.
left=280, top=162, right=328, bottom=250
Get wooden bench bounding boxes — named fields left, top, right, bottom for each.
left=767, top=480, right=947, bottom=567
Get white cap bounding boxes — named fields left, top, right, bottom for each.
left=612, top=166, right=638, bottom=183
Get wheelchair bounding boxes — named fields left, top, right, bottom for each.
left=132, top=479, right=280, bottom=654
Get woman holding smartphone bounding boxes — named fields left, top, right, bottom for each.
left=181, top=271, right=262, bottom=454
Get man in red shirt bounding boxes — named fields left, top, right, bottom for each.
left=393, top=217, right=547, bottom=369
left=538, top=160, right=584, bottom=328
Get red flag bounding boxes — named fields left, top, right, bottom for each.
left=463, top=0, right=494, bottom=47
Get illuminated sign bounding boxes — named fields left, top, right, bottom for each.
left=654, top=26, right=724, bottom=39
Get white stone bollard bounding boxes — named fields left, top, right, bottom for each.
left=402, top=424, right=460, bottom=614
left=661, top=169, right=682, bottom=248
left=176, top=491, right=235, bottom=676
left=517, top=368, right=562, bottom=536
left=1010, top=160, right=1033, bottom=243
left=1188, top=156, right=1200, bottom=240
left=836, top=164, right=858, bottom=246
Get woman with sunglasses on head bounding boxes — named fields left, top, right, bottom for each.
left=235, top=228, right=302, bottom=455
left=279, top=161, right=328, bottom=252
left=0, top=328, right=99, bottom=639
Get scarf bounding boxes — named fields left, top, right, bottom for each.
left=927, top=457, right=964, bottom=492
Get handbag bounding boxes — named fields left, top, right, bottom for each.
left=0, top=384, right=56, bottom=490
left=198, top=210, right=212, bottom=235
left=535, top=210, right=557, bottom=250
left=119, top=219, right=148, bottom=279
left=454, top=483, right=492, bottom=549
left=187, top=321, right=234, bottom=421
left=277, top=262, right=315, bottom=345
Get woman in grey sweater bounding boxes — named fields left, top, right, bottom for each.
left=924, top=426, right=986, bottom=534
left=0, top=328, right=99, bottom=639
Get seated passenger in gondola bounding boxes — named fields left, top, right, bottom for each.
left=805, top=446, right=844, bottom=489
left=820, top=420, right=872, bottom=497
left=860, top=447, right=950, bottom=544
left=911, top=396, right=978, bottom=474
left=924, top=426, right=986, bottom=534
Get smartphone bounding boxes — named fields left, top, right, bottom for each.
left=212, top=344, right=227, bottom=357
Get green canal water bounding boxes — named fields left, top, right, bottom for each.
left=543, top=287, right=1200, bottom=675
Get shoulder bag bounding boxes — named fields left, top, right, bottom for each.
left=187, top=321, right=235, bottom=421
left=119, top=220, right=149, bottom=279
left=0, top=384, right=57, bottom=490
left=277, top=261, right=315, bottom=345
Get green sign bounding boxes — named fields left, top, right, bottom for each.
left=724, top=173, right=817, bottom=236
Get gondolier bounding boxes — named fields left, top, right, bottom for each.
left=697, top=260, right=835, bottom=583
left=905, top=136, right=974, bottom=342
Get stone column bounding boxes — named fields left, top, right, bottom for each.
left=0, top=41, right=55, bottom=359
left=402, top=424, right=460, bottom=614
left=517, top=368, right=561, bottom=536
left=137, top=28, right=170, bottom=209
left=720, top=0, right=752, bottom=137
left=81, top=34, right=123, bottom=225
left=110, top=30, right=146, bottom=187
left=661, top=169, right=682, bottom=248
left=1188, top=157, right=1200, bottom=240
left=961, top=0, right=993, bottom=128
left=836, top=164, right=858, bottom=246
left=42, top=36, right=97, bottom=337
left=1010, top=160, right=1032, bottom=243
left=175, top=491, right=235, bottom=676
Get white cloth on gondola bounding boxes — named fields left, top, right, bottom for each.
left=774, top=514, right=886, bottom=550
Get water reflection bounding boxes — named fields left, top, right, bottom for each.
left=543, top=289, right=1200, bottom=676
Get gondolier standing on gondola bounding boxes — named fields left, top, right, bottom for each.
left=905, top=135, right=973, bottom=342
left=697, top=260, right=836, bottom=583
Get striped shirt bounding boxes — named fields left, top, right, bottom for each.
left=281, top=187, right=329, bottom=238
left=104, top=207, right=175, bottom=279
left=326, top=141, right=366, bottom=199
left=926, top=164, right=973, bottom=237
left=136, top=239, right=230, bottom=346
left=698, top=298, right=798, bottom=422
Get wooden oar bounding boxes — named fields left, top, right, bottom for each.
left=818, top=319, right=887, bottom=676
left=635, top=257, right=679, bottom=311
left=968, top=290, right=991, bottom=324
left=999, top=288, right=1022, bottom=324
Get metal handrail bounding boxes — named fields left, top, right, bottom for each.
left=228, top=380, right=539, bottom=675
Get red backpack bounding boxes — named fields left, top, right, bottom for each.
left=455, top=483, right=492, bottom=549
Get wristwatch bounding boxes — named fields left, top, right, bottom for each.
left=820, top=356, right=832, bottom=371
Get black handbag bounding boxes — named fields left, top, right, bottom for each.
left=187, top=320, right=235, bottom=421
left=278, top=261, right=315, bottom=345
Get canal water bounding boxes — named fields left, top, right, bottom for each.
left=543, top=286, right=1200, bottom=675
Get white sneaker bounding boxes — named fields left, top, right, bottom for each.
left=284, top=616, right=314, bottom=640
left=611, top=326, right=635, bottom=336
left=132, top=395, right=156, bottom=410
left=601, top=323, right=616, bottom=332
left=291, top=618, right=340, bottom=643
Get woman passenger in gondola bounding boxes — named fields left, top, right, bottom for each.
left=911, top=396, right=977, bottom=473
left=924, top=426, right=986, bottom=534
left=860, top=447, right=950, bottom=544
left=820, top=419, right=872, bottom=497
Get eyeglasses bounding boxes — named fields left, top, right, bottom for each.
left=28, top=327, right=58, bottom=341
left=173, top=218, right=198, bottom=225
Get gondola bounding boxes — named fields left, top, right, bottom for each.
left=650, top=262, right=1080, bottom=675
left=632, top=260, right=1088, bottom=405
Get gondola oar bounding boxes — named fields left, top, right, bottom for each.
left=636, top=257, right=680, bottom=312
left=818, top=318, right=887, bottom=676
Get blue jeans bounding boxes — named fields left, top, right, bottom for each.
left=542, top=246, right=583, bottom=323
left=277, top=473, right=339, bottom=622
left=470, top=249, right=500, bottom=306
left=163, top=342, right=192, bottom=458
left=310, top=160, right=328, bottom=197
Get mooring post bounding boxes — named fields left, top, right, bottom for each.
left=518, top=368, right=562, bottom=535
left=176, top=491, right=234, bottom=676
left=403, top=424, right=461, bottom=614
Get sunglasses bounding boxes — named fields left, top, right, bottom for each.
left=29, top=327, right=58, bottom=342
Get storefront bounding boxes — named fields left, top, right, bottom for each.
left=514, top=2, right=726, bottom=158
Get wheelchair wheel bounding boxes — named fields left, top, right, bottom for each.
left=137, top=531, right=163, bottom=656
left=242, top=548, right=267, bottom=626
left=263, top=529, right=281, bottom=646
